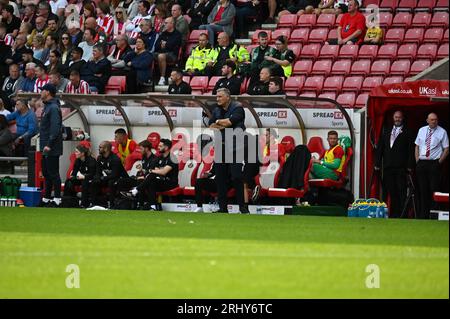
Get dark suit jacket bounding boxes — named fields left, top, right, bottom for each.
left=375, top=126, right=415, bottom=170
left=80, top=57, right=111, bottom=94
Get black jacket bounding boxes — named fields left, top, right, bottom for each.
left=80, top=57, right=111, bottom=93
left=95, top=152, right=128, bottom=182
left=168, top=81, right=192, bottom=94
left=68, top=59, right=86, bottom=75
left=154, top=29, right=182, bottom=56
left=212, top=75, right=242, bottom=95
left=375, top=126, right=415, bottom=170
left=277, top=145, right=311, bottom=189
left=71, top=156, right=97, bottom=180
left=39, top=97, right=63, bottom=156
left=247, top=80, right=269, bottom=95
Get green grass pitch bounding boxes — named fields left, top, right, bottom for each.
left=0, top=207, right=448, bottom=298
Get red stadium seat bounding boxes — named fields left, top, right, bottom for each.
left=417, top=43, right=438, bottom=60
left=397, top=0, right=417, bottom=12
left=384, top=28, right=405, bottom=42
left=316, top=14, right=336, bottom=28
left=339, top=44, right=359, bottom=60
left=206, top=76, right=221, bottom=93
left=297, top=14, right=317, bottom=28
left=331, top=60, right=352, bottom=75
left=310, top=147, right=353, bottom=188
left=301, top=43, right=321, bottom=60
left=252, top=30, right=271, bottom=44
left=293, top=60, right=313, bottom=75
left=363, top=0, right=381, bottom=6
left=335, top=14, right=343, bottom=26
left=246, top=44, right=258, bottom=55
left=285, top=76, right=305, bottom=95
left=431, top=12, right=449, bottom=28
left=423, top=28, right=444, bottom=43
left=302, top=76, right=325, bottom=93
left=437, top=43, right=449, bottom=59
left=190, top=76, right=209, bottom=93
left=371, top=60, right=391, bottom=75
left=434, top=0, right=449, bottom=11
left=105, top=75, right=126, bottom=94
left=444, top=29, right=449, bottom=42
left=288, top=43, right=302, bottom=59
left=271, top=28, right=291, bottom=43
left=397, top=43, right=418, bottom=60
left=404, top=28, right=425, bottom=43
left=412, top=12, right=432, bottom=27
left=379, top=12, right=394, bottom=28
left=392, top=12, right=413, bottom=28
left=390, top=59, right=411, bottom=76
left=358, top=45, right=379, bottom=61
left=290, top=28, right=310, bottom=43
left=416, top=0, right=436, bottom=11
left=319, top=45, right=340, bottom=61
left=278, top=14, right=298, bottom=28
left=188, top=30, right=208, bottom=44
left=318, top=92, right=337, bottom=100
left=355, top=93, right=370, bottom=108
left=267, top=160, right=312, bottom=199
left=299, top=92, right=317, bottom=98
left=377, top=43, right=399, bottom=60
left=307, top=136, right=326, bottom=159
left=311, top=59, right=333, bottom=76
left=327, top=28, right=338, bottom=41
left=410, top=59, right=431, bottom=75
left=362, top=76, right=384, bottom=92
left=380, top=0, right=400, bottom=11
left=323, top=76, right=344, bottom=93
left=351, top=59, right=372, bottom=75
left=343, top=76, right=364, bottom=93
left=308, top=28, right=328, bottom=43
left=383, top=76, right=405, bottom=84
left=184, top=43, right=196, bottom=58
left=336, top=93, right=356, bottom=108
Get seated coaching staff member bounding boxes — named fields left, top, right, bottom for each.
left=208, top=88, right=249, bottom=214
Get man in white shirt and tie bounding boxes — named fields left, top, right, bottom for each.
left=415, top=113, right=449, bottom=219
left=375, top=111, right=415, bottom=218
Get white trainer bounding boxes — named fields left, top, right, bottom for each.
left=194, top=207, right=203, bottom=213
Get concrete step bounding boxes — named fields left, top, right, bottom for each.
left=236, top=38, right=252, bottom=46
left=154, top=85, right=169, bottom=93
left=0, top=174, right=27, bottom=182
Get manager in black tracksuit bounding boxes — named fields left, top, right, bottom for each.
left=208, top=88, right=249, bottom=214
left=375, top=111, right=415, bottom=218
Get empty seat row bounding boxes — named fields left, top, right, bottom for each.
left=378, top=11, right=448, bottom=28
left=363, top=0, right=449, bottom=12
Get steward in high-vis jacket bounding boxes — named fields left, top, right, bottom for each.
left=184, top=33, right=214, bottom=76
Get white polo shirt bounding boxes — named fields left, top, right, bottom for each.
left=415, top=125, right=449, bottom=160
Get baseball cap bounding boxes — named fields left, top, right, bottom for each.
left=39, top=83, right=57, bottom=95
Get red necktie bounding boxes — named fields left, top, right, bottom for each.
left=425, top=128, right=433, bottom=158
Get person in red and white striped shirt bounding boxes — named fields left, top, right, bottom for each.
left=96, top=2, right=114, bottom=40
left=126, top=0, right=153, bottom=39
left=0, top=23, right=14, bottom=46
left=33, top=65, right=50, bottom=93
left=65, top=70, right=91, bottom=94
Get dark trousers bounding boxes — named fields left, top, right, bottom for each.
left=235, top=6, right=258, bottom=37
left=64, top=178, right=91, bottom=206
left=382, top=168, right=407, bottom=218
left=42, top=155, right=61, bottom=198
left=416, top=160, right=441, bottom=219
left=215, top=162, right=244, bottom=212
left=90, top=178, right=118, bottom=206
left=195, top=177, right=217, bottom=207
left=116, top=176, right=139, bottom=191
left=136, top=173, right=177, bottom=205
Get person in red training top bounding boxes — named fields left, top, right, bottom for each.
left=310, top=130, right=345, bottom=181
left=113, top=128, right=137, bottom=165
left=326, top=0, right=366, bottom=45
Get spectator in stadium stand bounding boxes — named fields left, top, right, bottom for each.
left=199, top=0, right=236, bottom=47
left=121, top=0, right=140, bottom=20
left=268, top=76, right=285, bottom=95
left=78, top=28, right=97, bottom=62
left=46, top=16, right=60, bottom=39
left=67, top=20, right=84, bottom=47
left=6, top=99, right=38, bottom=157
left=187, top=0, right=217, bottom=30
left=374, top=111, right=414, bottom=218
left=334, top=0, right=350, bottom=14
left=21, top=47, right=45, bottom=73
left=0, top=23, right=12, bottom=78
left=108, top=34, right=133, bottom=73
left=112, top=5, right=132, bottom=38
left=314, top=0, right=336, bottom=14
left=32, top=34, right=49, bottom=64
left=184, top=33, right=214, bottom=76
left=65, top=69, right=92, bottom=94
left=38, top=0, right=59, bottom=23
left=68, top=47, right=86, bottom=74
left=264, top=0, right=278, bottom=24
left=47, top=50, right=67, bottom=77
left=117, top=140, right=158, bottom=209
left=6, top=34, right=27, bottom=66
left=415, top=113, right=449, bottom=219
left=21, top=3, right=37, bottom=28
left=310, top=130, right=345, bottom=181
left=17, top=62, right=37, bottom=93
left=150, top=3, right=168, bottom=34
left=326, top=0, right=365, bottom=45
left=33, top=64, right=50, bottom=93
left=38, top=83, right=63, bottom=208
left=44, top=33, right=59, bottom=61
left=126, top=0, right=153, bottom=40
left=1, top=4, right=20, bottom=38
left=170, top=4, right=189, bottom=45
left=80, top=44, right=112, bottom=94
left=0, top=114, right=13, bottom=158
left=278, top=0, right=320, bottom=17
left=247, top=67, right=271, bottom=95
left=18, top=21, right=33, bottom=38
left=128, top=138, right=179, bottom=211
left=49, top=70, right=69, bottom=93
left=208, top=88, right=248, bottom=214
left=26, top=15, right=48, bottom=47
left=59, top=32, right=74, bottom=69
left=168, top=68, right=192, bottom=94
left=1, top=64, right=24, bottom=111
left=90, top=140, right=129, bottom=209
left=263, top=35, right=296, bottom=78
left=63, top=144, right=97, bottom=208
left=363, top=16, right=383, bottom=45
left=49, top=0, right=67, bottom=17
left=96, top=1, right=114, bottom=41
left=84, top=16, right=108, bottom=44
left=79, top=2, right=96, bottom=32
left=114, top=128, right=138, bottom=165
left=138, top=18, right=158, bottom=52
left=0, top=98, right=10, bottom=117
left=212, top=59, right=241, bottom=95
left=154, top=17, right=182, bottom=85
left=204, top=32, right=249, bottom=77
left=123, top=36, right=153, bottom=93
left=235, top=0, right=261, bottom=39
